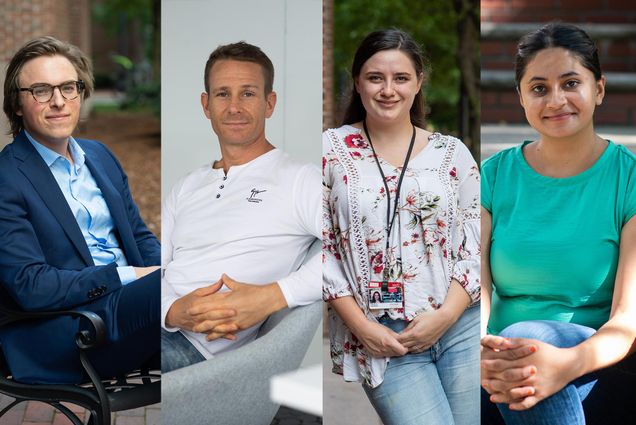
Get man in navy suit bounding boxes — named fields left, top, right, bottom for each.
left=0, top=36, right=160, bottom=383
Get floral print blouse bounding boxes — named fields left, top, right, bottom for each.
left=323, top=125, right=481, bottom=387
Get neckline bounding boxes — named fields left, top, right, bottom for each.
left=343, top=124, right=437, bottom=170
left=209, top=148, right=280, bottom=177
left=515, top=139, right=614, bottom=184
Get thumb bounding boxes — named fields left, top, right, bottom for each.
left=221, top=274, right=239, bottom=290
left=196, top=279, right=223, bottom=296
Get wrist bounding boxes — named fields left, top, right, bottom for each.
left=438, top=302, right=463, bottom=324
left=567, top=344, right=589, bottom=380
left=264, top=283, right=288, bottom=316
left=165, top=301, right=180, bottom=328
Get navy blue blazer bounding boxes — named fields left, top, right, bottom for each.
left=0, top=131, right=160, bottom=383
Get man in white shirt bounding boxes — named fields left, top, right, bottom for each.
left=161, top=42, right=321, bottom=370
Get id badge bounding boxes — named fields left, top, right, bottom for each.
left=368, top=281, right=403, bottom=309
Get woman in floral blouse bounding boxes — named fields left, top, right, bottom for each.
left=323, top=29, right=480, bottom=424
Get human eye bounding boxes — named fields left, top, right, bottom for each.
left=531, top=85, right=546, bottom=95
left=32, top=84, right=52, bottom=98
left=368, top=75, right=382, bottom=82
left=242, top=90, right=255, bottom=97
left=395, top=75, right=410, bottom=82
left=60, top=82, right=77, bottom=95
left=564, top=80, right=580, bottom=89
left=215, top=91, right=228, bottom=98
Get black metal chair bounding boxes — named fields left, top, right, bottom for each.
left=0, top=292, right=160, bottom=425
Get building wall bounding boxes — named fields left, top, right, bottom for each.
left=481, top=0, right=636, bottom=125
left=0, top=0, right=91, bottom=147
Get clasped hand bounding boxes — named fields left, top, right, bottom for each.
left=480, top=336, right=578, bottom=410
left=167, top=274, right=285, bottom=341
left=354, top=308, right=453, bottom=358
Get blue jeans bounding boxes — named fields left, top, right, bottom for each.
left=161, top=328, right=206, bottom=373
left=491, top=320, right=597, bottom=425
left=363, top=304, right=480, bottom=425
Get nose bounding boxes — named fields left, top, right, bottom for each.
left=546, top=87, right=566, bottom=109
left=380, top=80, right=395, bottom=97
left=227, top=95, right=242, bottom=114
left=49, top=87, right=66, bottom=108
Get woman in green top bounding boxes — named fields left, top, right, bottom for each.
left=480, top=23, right=636, bottom=424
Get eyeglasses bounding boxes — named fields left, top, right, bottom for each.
left=19, top=80, right=85, bottom=103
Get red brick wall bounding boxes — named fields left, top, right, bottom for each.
left=481, top=0, right=636, bottom=24
left=0, top=0, right=90, bottom=62
left=0, top=0, right=91, bottom=145
left=481, top=0, right=636, bottom=125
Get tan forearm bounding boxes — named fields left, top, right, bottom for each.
left=439, top=279, right=471, bottom=323
left=329, top=296, right=369, bottom=336
left=481, top=207, right=493, bottom=337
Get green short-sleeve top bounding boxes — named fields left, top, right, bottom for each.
left=482, top=140, right=636, bottom=335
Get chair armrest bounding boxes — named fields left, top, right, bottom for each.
left=0, top=297, right=106, bottom=350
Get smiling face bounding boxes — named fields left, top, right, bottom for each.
left=518, top=47, right=605, bottom=141
left=355, top=49, right=423, bottom=126
left=201, top=59, right=276, bottom=149
left=17, top=54, right=81, bottom=149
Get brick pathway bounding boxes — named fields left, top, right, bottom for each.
left=0, top=395, right=159, bottom=425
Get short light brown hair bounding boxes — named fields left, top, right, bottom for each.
left=203, top=42, right=274, bottom=95
left=3, top=36, right=94, bottom=137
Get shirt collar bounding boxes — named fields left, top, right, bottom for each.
left=25, top=131, right=86, bottom=169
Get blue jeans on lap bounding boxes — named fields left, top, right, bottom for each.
left=161, top=328, right=205, bottom=373
left=363, top=304, right=480, bottom=425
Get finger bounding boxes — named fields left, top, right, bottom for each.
left=206, top=330, right=236, bottom=342
left=221, top=273, right=239, bottom=290
left=501, top=365, right=537, bottom=382
left=388, top=339, right=408, bottom=356
left=400, top=339, right=419, bottom=348
left=188, top=300, right=236, bottom=315
left=481, top=358, right=525, bottom=374
left=194, top=280, right=224, bottom=297
left=482, top=336, right=535, bottom=352
left=193, top=319, right=238, bottom=334
left=509, top=395, right=539, bottom=411
left=489, top=386, right=535, bottom=404
left=485, top=375, right=535, bottom=393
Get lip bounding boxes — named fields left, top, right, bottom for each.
left=375, top=99, right=399, bottom=108
left=543, top=113, right=575, bottom=121
left=45, top=114, right=71, bottom=121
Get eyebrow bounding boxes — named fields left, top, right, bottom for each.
left=527, top=71, right=580, bottom=83
left=212, top=84, right=260, bottom=91
left=364, top=71, right=412, bottom=76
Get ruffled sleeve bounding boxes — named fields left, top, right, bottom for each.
left=322, top=131, right=354, bottom=300
left=450, top=142, right=481, bottom=304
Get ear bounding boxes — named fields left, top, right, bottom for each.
left=265, top=91, right=277, bottom=118
left=354, top=76, right=360, bottom=93
left=201, top=92, right=211, bottom=119
left=517, top=86, right=525, bottom=109
left=595, top=75, right=606, bottom=106
left=416, top=72, right=424, bottom=91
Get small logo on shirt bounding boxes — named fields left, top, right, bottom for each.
left=247, top=188, right=267, bottom=203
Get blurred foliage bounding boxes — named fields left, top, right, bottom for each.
left=92, top=0, right=160, bottom=116
left=120, top=82, right=160, bottom=116
left=334, top=0, right=474, bottom=134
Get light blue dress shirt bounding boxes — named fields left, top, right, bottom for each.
left=26, top=132, right=136, bottom=285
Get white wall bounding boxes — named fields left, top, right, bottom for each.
left=161, top=0, right=322, bottom=198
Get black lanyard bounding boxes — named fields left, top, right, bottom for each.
left=363, top=121, right=416, bottom=288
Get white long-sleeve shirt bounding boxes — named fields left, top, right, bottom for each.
left=161, top=149, right=321, bottom=358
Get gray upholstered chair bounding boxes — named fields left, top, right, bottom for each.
left=162, top=300, right=322, bottom=425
